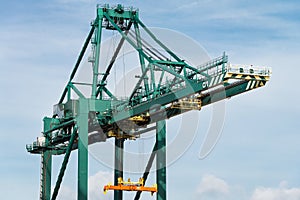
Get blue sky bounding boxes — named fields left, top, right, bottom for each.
left=1, top=0, right=300, bottom=199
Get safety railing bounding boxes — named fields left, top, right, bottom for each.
left=226, top=64, right=272, bottom=76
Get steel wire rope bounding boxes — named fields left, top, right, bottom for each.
left=126, top=31, right=156, bottom=59
left=127, top=31, right=159, bottom=60
left=122, top=44, right=126, bottom=97
left=112, top=30, right=117, bottom=95
left=138, top=135, right=145, bottom=176
left=128, top=30, right=168, bottom=60
left=104, top=31, right=113, bottom=75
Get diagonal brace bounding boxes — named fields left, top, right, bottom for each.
left=103, top=13, right=153, bottom=64
left=59, top=26, right=95, bottom=104
left=134, top=140, right=157, bottom=200
left=51, top=127, right=77, bottom=200
left=154, top=63, right=188, bottom=82
left=128, top=67, right=150, bottom=102
left=97, top=22, right=133, bottom=98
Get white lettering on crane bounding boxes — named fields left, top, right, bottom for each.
left=202, top=81, right=209, bottom=88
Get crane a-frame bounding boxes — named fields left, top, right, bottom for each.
left=26, top=4, right=271, bottom=200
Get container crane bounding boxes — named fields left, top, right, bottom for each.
left=26, top=4, right=271, bottom=200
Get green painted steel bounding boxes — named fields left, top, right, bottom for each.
left=78, top=98, right=89, bottom=200
left=134, top=21, right=150, bottom=96
left=97, top=4, right=137, bottom=19
left=156, top=120, right=166, bottom=200
left=97, top=22, right=132, bottom=99
left=51, top=127, right=77, bottom=200
left=41, top=117, right=52, bottom=200
left=114, top=138, right=124, bottom=200
left=91, top=17, right=103, bottom=99
left=59, top=27, right=95, bottom=104
left=26, top=4, right=271, bottom=200
left=134, top=140, right=158, bottom=200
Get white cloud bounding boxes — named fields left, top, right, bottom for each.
left=55, top=185, right=76, bottom=200
left=196, top=174, right=230, bottom=197
left=196, top=175, right=300, bottom=200
left=89, top=171, right=113, bottom=200
left=51, top=171, right=113, bottom=200
left=250, top=182, right=300, bottom=200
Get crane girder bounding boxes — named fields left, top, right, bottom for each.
left=26, top=62, right=270, bottom=154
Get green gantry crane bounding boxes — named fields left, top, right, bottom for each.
left=26, top=4, right=271, bottom=200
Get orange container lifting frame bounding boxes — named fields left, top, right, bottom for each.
left=103, top=177, right=157, bottom=195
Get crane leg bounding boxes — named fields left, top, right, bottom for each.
left=78, top=98, right=89, bottom=200
left=114, top=138, right=124, bottom=200
left=156, top=120, right=166, bottom=200
left=41, top=117, right=52, bottom=200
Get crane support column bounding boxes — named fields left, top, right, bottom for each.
left=114, top=138, right=124, bottom=200
left=77, top=98, right=89, bottom=200
left=41, top=117, right=52, bottom=200
left=156, top=120, right=166, bottom=200
left=91, top=17, right=103, bottom=99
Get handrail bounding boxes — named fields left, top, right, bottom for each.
left=227, top=64, right=272, bottom=76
